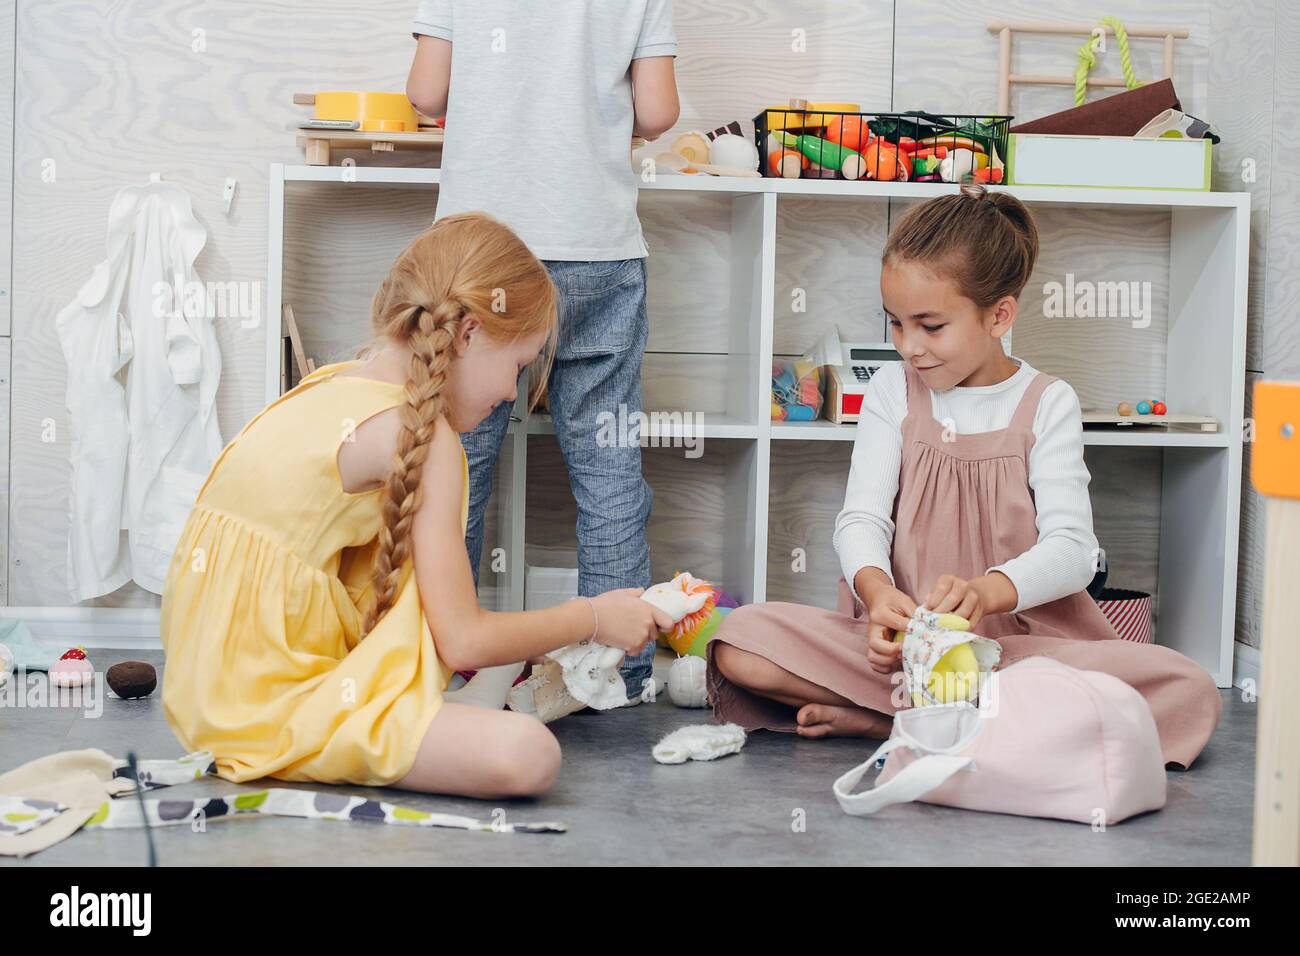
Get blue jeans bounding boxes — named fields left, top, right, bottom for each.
left=462, top=259, right=655, bottom=696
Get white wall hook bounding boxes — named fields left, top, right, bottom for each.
left=1091, top=26, right=1107, bottom=54
left=149, top=171, right=162, bottom=183
left=222, top=177, right=238, bottom=214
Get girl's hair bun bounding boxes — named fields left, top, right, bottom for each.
left=883, top=175, right=1039, bottom=308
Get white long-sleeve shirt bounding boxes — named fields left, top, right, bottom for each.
left=833, top=357, right=1099, bottom=614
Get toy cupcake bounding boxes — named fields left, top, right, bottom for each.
left=49, top=646, right=94, bottom=688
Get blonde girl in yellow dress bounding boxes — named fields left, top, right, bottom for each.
left=161, top=213, right=672, bottom=798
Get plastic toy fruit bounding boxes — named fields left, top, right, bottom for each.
left=825, top=114, right=869, bottom=151
left=861, top=141, right=909, bottom=181
left=1152, top=401, right=1167, bottom=415
left=1137, top=401, right=1153, bottom=415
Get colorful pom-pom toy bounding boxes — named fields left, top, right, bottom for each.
left=642, top=572, right=741, bottom=659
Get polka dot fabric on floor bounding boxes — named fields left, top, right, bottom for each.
left=0, top=749, right=566, bottom=857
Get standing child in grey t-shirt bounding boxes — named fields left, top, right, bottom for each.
left=408, top=1, right=680, bottom=700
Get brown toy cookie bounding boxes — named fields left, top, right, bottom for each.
left=106, top=661, right=157, bottom=699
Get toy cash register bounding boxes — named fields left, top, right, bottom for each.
left=825, top=342, right=901, bottom=424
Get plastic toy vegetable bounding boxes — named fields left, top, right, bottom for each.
left=778, top=131, right=866, bottom=179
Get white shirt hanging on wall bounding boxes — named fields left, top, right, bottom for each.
left=55, top=180, right=223, bottom=601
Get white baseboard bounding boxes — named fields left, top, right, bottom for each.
left=1, top=606, right=163, bottom=651
left=1233, top=639, right=1261, bottom=696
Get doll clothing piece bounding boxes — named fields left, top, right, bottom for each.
left=509, top=640, right=628, bottom=723
left=898, top=606, right=1001, bottom=706
left=653, top=723, right=747, bottom=764
left=507, top=573, right=711, bottom=722
left=549, top=639, right=628, bottom=709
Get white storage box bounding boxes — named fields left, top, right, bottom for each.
left=1006, top=133, right=1211, bottom=191
left=524, top=565, right=578, bottom=611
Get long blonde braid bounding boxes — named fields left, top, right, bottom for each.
left=358, top=213, right=557, bottom=638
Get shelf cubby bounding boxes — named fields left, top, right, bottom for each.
left=269, top=164, right=1248, bottom=686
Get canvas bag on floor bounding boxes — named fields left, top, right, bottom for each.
left=833, top=656, right=1167, bottom=825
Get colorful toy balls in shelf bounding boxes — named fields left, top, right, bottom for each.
left=1118, top=400, right=1167, bottom=417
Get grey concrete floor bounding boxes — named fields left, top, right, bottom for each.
left=1, top=648, right=1254, bottom=866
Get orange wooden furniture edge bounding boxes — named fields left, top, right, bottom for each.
left=1253, top=381, right=1300, bottom=499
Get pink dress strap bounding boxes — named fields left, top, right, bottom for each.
left=898, top=363, right=947, bottom=445
left=901, top=362, right=929, bottom=420
left=1007, top=369, right=1058, bottom=437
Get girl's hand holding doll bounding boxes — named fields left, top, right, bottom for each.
left=586, top=588, right=676, bottom=656
left=922, top=572, right=1018, bottom=629
left=854, top=567, right=917, bottom=674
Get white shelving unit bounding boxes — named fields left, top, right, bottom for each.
left=268, top=163, right=1249, bottom=687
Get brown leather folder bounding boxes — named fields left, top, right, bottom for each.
left=1009, top=79, right=1182, bottom=136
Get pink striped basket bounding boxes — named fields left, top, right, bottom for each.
left=1093, top=587, right=1153, bottom=644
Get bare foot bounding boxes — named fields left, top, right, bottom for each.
left=795, top=703, right=892, bottom=739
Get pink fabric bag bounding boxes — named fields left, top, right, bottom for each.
left=833, top=656, right=1167, bottom=825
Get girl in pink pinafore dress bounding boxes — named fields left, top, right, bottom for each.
left=707, top=183, right=1221, bottom=770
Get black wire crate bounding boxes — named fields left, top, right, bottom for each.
left=753, top=105, right=1012, bottom=184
